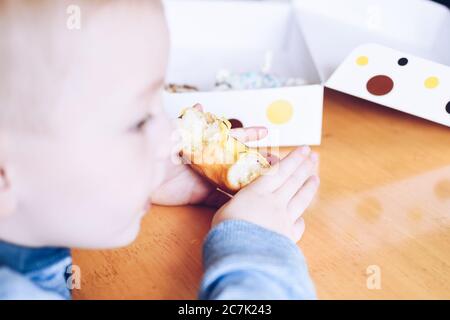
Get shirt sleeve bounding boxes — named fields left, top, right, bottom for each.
left=0, top=267, right=65, bottom=300
left=0, top=248, right=72, bottom=300
left=199, top=220, right=316, bottom=300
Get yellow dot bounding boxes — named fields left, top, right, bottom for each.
left=266, top=100, right=293, bottom=125
left=424, top=76, right=439, bottom=89
left=356, top=56, right=369, bottom=66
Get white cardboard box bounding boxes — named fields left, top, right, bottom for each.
left=163, top=0, right=323, bottom=147
left=163, top=0, right=450, bottom=147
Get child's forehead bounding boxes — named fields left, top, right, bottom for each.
left=0, top=0, right=168, bottom=134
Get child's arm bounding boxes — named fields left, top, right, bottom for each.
left=200, top=220, right=315, bottom=300
left=199, top=147, right=319, bottom=299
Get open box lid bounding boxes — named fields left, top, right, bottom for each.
left=293, top=0, right=450, bottom=127
left=293, top=0, right=450, bottom=82
left=326, top=44, right=450, bottom=127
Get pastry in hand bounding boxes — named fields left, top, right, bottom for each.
left=178, top=106, right=270, bottom=194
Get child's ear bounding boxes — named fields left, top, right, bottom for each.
left=0, top=167, right=17, bottom=218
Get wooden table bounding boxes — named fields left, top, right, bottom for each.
left=72, top=89, right=450, bottom=299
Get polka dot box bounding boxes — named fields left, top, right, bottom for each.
left=162, top=0, right=450, bottom=147
left=327, top=44, right=450, bottom=128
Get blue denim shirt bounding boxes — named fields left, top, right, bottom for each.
left=0, top=220, right=315, bottom=300
left=0, top=244, right=71, bottom=299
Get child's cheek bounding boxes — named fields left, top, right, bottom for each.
left=144, top=140, right=169, bottom=193
left=144, top=116, right=174, bottom=189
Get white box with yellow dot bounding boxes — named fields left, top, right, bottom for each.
left=162, top=0, right=324, bottom=147
left=162, top=0, right=450, bottom=147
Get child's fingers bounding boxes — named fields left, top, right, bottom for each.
left=291, top=218, right=305, bottom=243
left=274, top=153, right=317, bottom=201
left=288, top=175, right=320, bottom=221
left=252, top=146, right=311, bottom=192
left=230, top=126, right=268, bottom=143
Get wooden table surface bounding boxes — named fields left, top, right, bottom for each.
left=72, top=89, right=450, bottom=299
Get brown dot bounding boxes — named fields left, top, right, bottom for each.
left=366, top=75, right=394, bottom=96
left=228, top=118, right=243, bottom=129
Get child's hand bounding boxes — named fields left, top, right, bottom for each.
left=151, top=126, right=270, bottom=207
left=212, top=146, right=319, bottom=242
